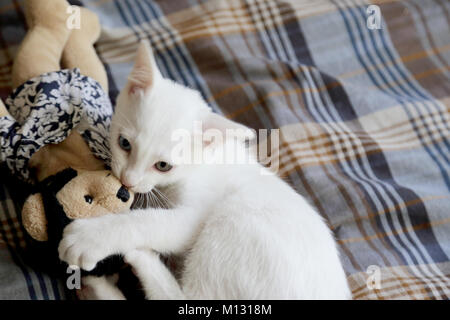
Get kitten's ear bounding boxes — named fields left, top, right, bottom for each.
left=128, top=40, right=162, bottom=94
left=203, top=112, right=256, bottom=142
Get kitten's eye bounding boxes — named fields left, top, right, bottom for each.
left=118, top=135, right=131, bottom=151
left=84, top=195, right=93, bottom=204
left=155, top=161, right=173, bottom=172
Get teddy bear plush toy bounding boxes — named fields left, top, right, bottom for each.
left=21, top=167, right=142, bottom=300
left=0, top=0, right=139, bottom=299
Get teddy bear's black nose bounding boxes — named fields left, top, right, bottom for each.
left=116, top=186, right=130, bottom=202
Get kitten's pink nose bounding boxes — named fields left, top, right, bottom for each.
left=121, top=172, right=139, bottom=189
left=121, top=181, right=135, bottom=189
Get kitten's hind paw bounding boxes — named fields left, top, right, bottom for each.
left=124, top=249, right=160, bottom=268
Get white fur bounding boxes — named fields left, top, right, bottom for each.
left=59, top=41, right=351, bottom=300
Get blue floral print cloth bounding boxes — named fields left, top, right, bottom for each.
left=0, top=68, right=112, bottom=182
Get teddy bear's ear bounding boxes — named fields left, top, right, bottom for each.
left=22, top=193, right=48, bottom=241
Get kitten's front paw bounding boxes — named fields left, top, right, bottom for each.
left=58, top=219, right=116, bottom=271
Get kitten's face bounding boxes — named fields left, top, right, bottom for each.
left=110, top=41, right=253, bottom=193
left=111, top=76, right=208, bottom=193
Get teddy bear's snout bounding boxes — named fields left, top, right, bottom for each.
left=116, top=186, right=130, bottom=203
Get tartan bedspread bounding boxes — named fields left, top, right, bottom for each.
left=0, top=0, right=449, bottom=299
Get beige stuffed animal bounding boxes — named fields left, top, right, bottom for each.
left=0, top=99, right=7, bottom=117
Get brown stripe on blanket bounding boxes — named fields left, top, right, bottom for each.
left=275, top=117, right=364, bottom=272
left=382, top=1, right=450, bottom=100
left=282, top=134, right=365, bottom=273
left=174, top=0, right=277, bottom=129
left=277, top=113, right=449, bottom=175
left=350, top=267, right=423, bottom=300
left=182, top=36, right=267, bottom=128
left=334, top=195, right=450, bottom=235
left=154, top=0, right=192, bottom=14
left=277, top=109, right=448, bottom=156
left=339, top=202, right=450, bottom=244
left=408, top=0, right=450, bottom=83
left=349, top=262, right=450, bottom=299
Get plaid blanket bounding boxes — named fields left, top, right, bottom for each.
left=0, top=0, right=449, bottom=300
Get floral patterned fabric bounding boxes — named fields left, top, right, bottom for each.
left=0, top=68, right=112, bottom=182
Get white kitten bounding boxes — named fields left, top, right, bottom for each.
left=58, top=41, right=351, bottom=300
